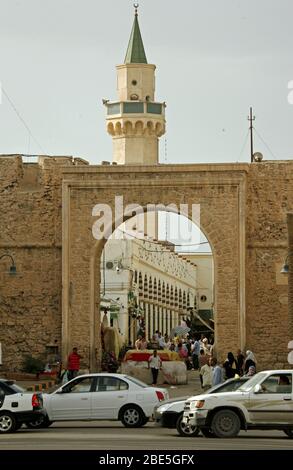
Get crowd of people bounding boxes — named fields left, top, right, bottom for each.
left=133, top=330, right=258, bottom=390
left=199, top=348, right=257, bottom=390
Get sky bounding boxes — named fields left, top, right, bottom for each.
left=0, top=0, right=293, bottom=165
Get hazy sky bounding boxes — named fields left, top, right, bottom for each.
left=0, top=0, right=292, bottom=164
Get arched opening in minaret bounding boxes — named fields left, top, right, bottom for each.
left=99, top=210, right=214, bottom=356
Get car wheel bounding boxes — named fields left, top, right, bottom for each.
left=211, top=410, right=241, bottom=438
left=0, top=412, right=17, bottom=433
left=176, top=414, right=200, bottom=437
left=284, top=429, right=293, bottom=438
left=200, top=427, right=216, bottom=438
left=121, top=405, right=144, bottom=428
left=26, top=415, right=53, bottom=429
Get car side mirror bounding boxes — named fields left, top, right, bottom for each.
left=253, top=384, right=262, bottom=394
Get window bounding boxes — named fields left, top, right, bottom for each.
left=200, top=295, right=207, bottom=303
left=147, top=103, right=162, bottom=114
left=126, top=376, right=148, bottom=388
left=261, top=374, right=292, bottom=394
left=64, top=377, right=93, bottom=393
left=123, top=102, right=144, bottom=113
left=107, top=103, right=121, bottom=115
left=96, top=377, right=128, bottom=392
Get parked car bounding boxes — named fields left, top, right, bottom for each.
left=182, top=370, right=293, bottom=438
left=27, top=373, right=169, bottom=429
left=154, top=376, right=249, bottom=437
left=0, top=378, right=44, bottom=433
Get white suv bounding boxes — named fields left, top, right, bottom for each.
left=0, top=379, right=44, bottom=433
left=182, top=370, right=293, bottom=438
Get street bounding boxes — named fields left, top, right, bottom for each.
left=0, top=422, right=292, bottom=450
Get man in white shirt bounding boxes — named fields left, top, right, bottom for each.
left=200, top=358, right=213, bottom=391
left=148, top=350, right=162, bottom=385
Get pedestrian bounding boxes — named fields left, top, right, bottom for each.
left=223, top=352, right=238, bottom=379
left=67, top=347, right=82, bottom=381
left=191, top=337, right=200, bottom=370
left=140, top=337, right=148, bottom=350
left=244, top=350, right=257, bottom=374
left=211, top=357, right=223, bottom=386
left=135, top=336, right=143, bottom=350
left=236, top=349, right=245, bottom=376
left=148, top=350, right=162, bottom=385
left=147, top=335, right=158, bottom=350
left=244, top=365, right=256, bottom=377
left=200, top=358, right=213, bottom=391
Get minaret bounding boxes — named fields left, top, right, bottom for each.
left=105, top=4, right=166, bottom=165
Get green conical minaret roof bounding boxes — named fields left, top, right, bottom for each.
left=124, top=7, right=147, bottom=64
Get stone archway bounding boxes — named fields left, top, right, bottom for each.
left=61, top=164, right=247, bottom=370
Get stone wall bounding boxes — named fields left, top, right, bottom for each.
left=0, top=155, right=87, bottom=371
left=0, top=157, right=292, bottom=372
left=246, top=161, right=293, bottom=369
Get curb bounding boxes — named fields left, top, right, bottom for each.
left=26, top=380, right=55, bottom=392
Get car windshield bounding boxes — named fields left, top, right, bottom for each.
left=126, top=376, right=148, bottom=388
left=237, top=372, right=268, bottom=391
left=208, top=378, right=248, bottom=394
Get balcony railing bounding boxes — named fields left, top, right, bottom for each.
left=107, top=101, right=164, bottom=116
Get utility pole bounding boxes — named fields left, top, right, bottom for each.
left=248, top=107, right=255, bottom=163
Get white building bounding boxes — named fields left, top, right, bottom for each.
left=101, top=235, right=197, bottom=345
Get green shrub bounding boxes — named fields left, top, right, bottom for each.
left=23, top=355, right=45, bottom=374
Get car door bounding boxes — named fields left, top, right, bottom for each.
left=49, top=376, right=95, bottom=420
left=91, top=376, right=129, bottom=420
left=247, top=373, right=293, bottom=425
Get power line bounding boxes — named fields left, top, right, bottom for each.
left=238, top=129, right=250, bottom=161
left=254, top=126, right=277, bottom=159
left=2, top=87, right=46, bottom=154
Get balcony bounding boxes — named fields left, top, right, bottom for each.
left=106, top=101, right=164, bottom=116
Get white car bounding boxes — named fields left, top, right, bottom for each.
left=0, top=378, right=44, bottom=433
left=28, top=373, right=169, bottom=429
left=154, top=377, right=249, bottom=437
left=182, top=370, right=293, bottom=438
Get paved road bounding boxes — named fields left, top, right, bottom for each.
left=1, top=422, right=292, bottom=450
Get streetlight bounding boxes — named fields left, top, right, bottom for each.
left=0, top=254, right=17, bottom=275
left=280, top=252, right=293, bottom=274
left=281, top=256, right=289, bottom=274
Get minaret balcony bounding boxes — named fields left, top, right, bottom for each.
left=106, top=101, right=165, bottom=117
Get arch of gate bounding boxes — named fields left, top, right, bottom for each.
left=61, top=163, right=248, bottom=370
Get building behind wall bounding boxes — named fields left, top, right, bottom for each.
left=180, top=252, right=214, bottom=332
left=101, top=236, right=197, bottom=345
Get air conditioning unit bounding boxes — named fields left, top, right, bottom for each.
left=106, top=261, right=114, bottom=269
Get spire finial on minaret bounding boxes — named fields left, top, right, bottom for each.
left=134, top=3, right=139, bottom=16
left=125, top=2, right=147, bottom=64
